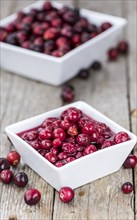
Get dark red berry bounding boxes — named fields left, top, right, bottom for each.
left=0, top=169, right=13, bottom=184
left=82, top=122, right=94, bottom=135
left=123, top=155, right=137, bottom=169
left=108, top=48, right=119, bottom=60
left=0, top=158, right=10, bottom=172
left=51, top=50, right=64, bottom=57
left=41, top=139, right=52, bottom=150
left=14, top=172, right=28, bottom=187
left=24, top=188, right=41, bottom=205
left=53, top=128, right=66, bottom=141
left=114, top=131, right=130, bottom=144
left=0, top=28, right=7, bottom=41
left=77, top=69, right=90, bottom=79
left=55, top=160, right=65, bottom=167
left=76, top=133, right=90, bottom=146
left=65, top=157, right=75, bottom=163
left=61, top=86, right=75, bottom=103
left=67, top=124, right=78, bottom=136
left=118, top=41, right=129, bottom=54
left=52, top=138, right=62, bottom=148
left=59, top=187, right=74, bottom=203
left=22, top=130, right=38, bottom=141
left=45, top=152, right=57, bottom=164
left=67, top=108, right=82, bottom=122
left=91, top=61, right=102, bottom=70
left=7, top=151, right=20, bottom=166
left=50, top=147, right=60, bottom=155
left=58, top=152, right=68, bottom=160
left=43, top=28, right=60, bottom=40
left=121, top=182, right=133, bottom=194
left=101, top=140, right=114, bottom=149
left=51, top=18, right=62, bottom=27
left=62, top=142, right=77, bottom=155
left=43, top=2, right=53, bottom=11
left=101, top=22, right=112, bottom=31
left=83, top=144, right=97, bottom=155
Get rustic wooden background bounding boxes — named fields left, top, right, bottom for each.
left=0, top=0, right=137, bottom=220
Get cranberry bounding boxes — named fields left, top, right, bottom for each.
left=17, top=31, right=28, bottom=43
left=114, top=131, right=130, bottom=144
left=66, top=137, right=76, bottom=144
left=42, top=117, right=57, bottom=127
left=61, top=26, right=73, bottom=38
left=30, top=8, right=39, bottom=16
left=7, top=151, right=20, bottom=166
left=76, top=134, right=90, bottom=146
left=72, top=34, right=81, bottom=45
left=51, top=50, right=64, bottom=57
left=33, top=25, right=44, bottom=36
left=58, top=6, right=69, bottom=16
left=6, top=33, right=18, bottom=45
left=101, top=140, right=114, bottom=149
left=67, top=108, right=82, bottom=122
left=121, top=182, right=133, bottom=194
left=14, top=172, right=28, bottom=187
left=63, top=11, right=77, bottom=24
left=78, top=117, right=89, bottom=128
left=22, top=130, right=38, bottom=141
left=41, top=22, right=50, bottom=30
left=44, top=40, right=55, bottom=51
left=79, top=17, right=89, bottom=29
left=90, top=130, right=99, bottom=142
left=37, top=149, right=49, bottom=157
left=5, top=23, right=16, bottom=32
left=61, top=119, right=72, bottom=130
left=52, top=119, right=61, bottom=129
left=96, top=136, right=105, bottom=146
left=101, top=22, right=112, bottom=31
left=67, top=125, right=78, bottom=136
left=41, top=139, right=52, bottom=150
left=0, top=28, right=7, bottom=41
left=83, top=144, right=97, bottom=156
left=50, top=147, right=59, bottom=155
left=22, top=16, right=33, bottom=24
left=0, top=158, right=10, bottom=172
left=53, top=128, right=66, bottom=141
left=81, top=32, right=91, bottom=43
left=76, top=144, right=84, bottom=152
left=61, top=86, right=75, bottom=102
left=56, top=37, right=69, bottom=47
left=91, top=61, right=102, bottom=70
left=22, top=41, right=31, bottom=49
left=75, top=151, right=83, bottom=159
left=90, top=32, right=98, bottom=39
left=88, top=24, right=97, bottom=33
left=39, top=127, right=53, bottom=140
left=43, top=2, right=53, bottom=11
left=59, top=187, right=74, bottom=203
left=45, top=152, right=57, bottom=164
left=108, top=48, right=119, bottom=60
left=55, top=160, right=65, bottom=167
left=65, top=157, right=75, bottom=163
left=45, top=11, right=58, bottom=22
left=44, top=27, right=60, bottom=40
left=77, top=69, right=90, bottom=79
left=0, top=169, right=13, bottom=184
left=62, top=142, right=77, bottom=154
left=21, top=23, right=31, bottom=32
left=24, top=188, right=41, bottom=205
left=73, top=22, right=83, bottom=33
left=34, top=37, right=44, bottom=46
left=123, top=155, right=137, bottom=169
left=118, top=41, right=129, bottom=54
left=82, top=122, right=94, bottom=135
left=16, top=11, right=25, bottom=20
left=102, top=131, right=113, bottom=139
left=52, top=138, right=62, bottom=148
left=58, top=152, right=68, bottom=160
left=51, top=18, right=62, bottom=27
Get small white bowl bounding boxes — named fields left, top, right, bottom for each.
left=0, top=1, right=127, bottom=86
left=5, top=101, right=137, bottom=190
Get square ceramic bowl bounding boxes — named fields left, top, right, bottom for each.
left=0, top=1, right=127, bottom=86
left=5, top=101, right=137, bottom=190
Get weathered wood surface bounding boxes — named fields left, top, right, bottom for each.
left=0, top=0, right=136, bottom=220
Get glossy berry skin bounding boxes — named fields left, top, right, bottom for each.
left=76, top=134, right=90, bottom=146
left=0, top=158, right=10, bottom=172
left=62, top=143, right=77, bottom=155
left=43, top=28, right=60, bottom=40
left=114, top=131, right=129, bottom=144
left=108, top=48, right=119, bottom=60
left=77, top=69, right=90, bottom=79
left=91, top=61, right=102, bottom=70
left=59, top=187, right=74, bottom=203
left=101, top=22, right=112, bottom=31
left=123, top=155, right=137, bottom=169
left=53, top=128, right=66, bottom=141
left=24, top=188, right=41, bottom=205
left=82, top=122, right=94, bottom=135
left=0, top=169, right=13, bottom=184
left=101, top=140, right=114, bottom=149
left=55, top=160, right=65, bottom=167
left=45, top=152, right=57, bottom=164
left=118, top=41, right=129, bottom=54
left=14, top=172, right=28, bottom=187
left=67, top=125, right=78, bottom=137
left=22, top=130, right=38, bottom=141
left=121, top=182, right=133, bottom=194
left=61, top=86, right=75, bottom=103
left=7, top=151, right=20, bottom=166
left=83, top=144, right=97, bottom=156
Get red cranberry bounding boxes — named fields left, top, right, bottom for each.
left=91, top=61, right=102, bottom=70
left=5, top=23, right=16, bottom=32
left=34, top=37, right=44, bottom=46
left=42, top=117, right=58, bottom=127
left=22, top=41, right=31, bottom=49
left=24, top=188, right=41, bottom=205
left=17, top=31, right=28, bottom=43
left=0, top=169, right=13, bottom=184
left=41, top=22, right=50, bottom=30
left=121, top=182, right=133, bottom=194
left=51, top=50, right=64, bottom=57
left=56, top=37, right=69, bottom=47
left=16, top=11, right=25, bottom=20
left=96, top=136, right=105, bottom=146
left=39, top=127, right=53, bottom=140
left=118, top=41, right=129, bottom=54
left=101, top=22, right=112, bottom=31
left=22, top=16, right=33, bottom=24
left=90, top=32, right=98, bottom=39
left=88, top=24, right=97, bottom=33
left=6, top=33, right=18, bottom=45
left=22, top=130, right=38, bottom=141
left=51, top=18, right=62, bottom=27
left=52, top=138, right=62, bottom=148
left=44, top=40, right=55, bottom=51
left=7, top=151, right=20, bottom=166
left=63, top=11, right=77, bottom=24
left=79, top=17, right=89, bottom=29
left=45, top=11, right=58, bottom=22
left=50, top=147, right=59, bottom=155
left=108, top=48, right=119, bottom=60
left=77, top=69, right=90, bottom=79
left=65, top=157, right=75, bottom=163
left=67, top=108, right=82, bottom=122
left=33, top=25, right=44, bottom=36
left=102, top=131, right=113, bottom=139
left=76, top=133, right=90, bottom=146
left=67, top=125, right=78, bottom=137
left=61, top=86, right=75, bottom=102
left=14, top=172, right=28, bottom=187
left=41, top=139, right=52, bottom=150
left=114, top=131, right=130, bottom=144
left=82, top=122, right=94, bottom=135
left=43, top=2, right=53, bottom=11
left=55, top=160, right=65, bottom=167
left=81, top=32, right=91, bottom=43
left=78, top=117, right=89, bottom=128
left=66, top=137, right=76, bottom=144
left=45, top=152, right=57, bottom=164
left=90, top=130, right=99, bottom=142
left=61, top=119, right=72, bottom=130
left=75, top=151, right=83, bottom=159
left=59, top=187, right=74, bottom=203
left=62, top=142, right=77, bottom=154
left=53, top=128, right=66, bottom=141
left=73, top=22, right=83, bottom=33
left=52, top=119, right=61, bottom=129
left=76, top=144, right=84, bottom=152
left=0, top=158, right=10, bottom=172
left=58, top=6, right=69, bottom=16
left=30, top=8, right=39, bottom=16
left=44, top=27, right=60, bottom=40
left=0, top=28, right=7, bottom=41
left=37, top=149, right=49, bottom=157
left=123, top=155, right=137, bottom=169
left=61, top=26, right=73, bottom=38
left=58, top=152, right=68, bottom=160
left=83, top=144, right=97, bottom=156
left=72, top=34, right=81, bottom=45
left=101, top=140, right=114, bottom=149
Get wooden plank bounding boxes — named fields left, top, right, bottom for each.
left=53, top=1, right=134, bottom=220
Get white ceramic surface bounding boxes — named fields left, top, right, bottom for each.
left=0, top=1, right=127, bottom=86
left=5, top=101, right=137, bottom=190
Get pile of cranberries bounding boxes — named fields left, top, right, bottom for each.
left=18, top=107, right=131, bottom=168
left=0, top=1, right=113, bottom=57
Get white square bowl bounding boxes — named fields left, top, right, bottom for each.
left=0, top=1, right=127, bottom=86
left=5, top=101, right=137, bottom=190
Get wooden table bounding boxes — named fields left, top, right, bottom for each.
left=0, top=1, right=137, bottom=219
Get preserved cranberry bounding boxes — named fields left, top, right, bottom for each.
left=67, top=125, right=78, bottom=136
left=76, top=133, right=90, bottom=146
left=83, top=144, right=97, bottom=155
left=114, top=132, right=130, bottom=144
left=62, top=143, right=77, bottom=154
left=45, top=152, right=57, bottom=164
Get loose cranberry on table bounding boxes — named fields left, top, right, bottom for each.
left=0, top=169, right=14, bottom=184
left=14, top=172, right=28, bottom=187
left=108, top=48, right=119, bottom=60
left=0, top=158, right=10, bottom=172
left=61, top=84, right=75, bottom=103
left=91, top=61, right=102, bottom=71
left=118, top=41, right=129, bottom=54
left=7, top=151, right=20, bottom=166
left=24, top=188, right=41, bottom=205
left=123, top=154, right=137, bottom=169
left=59, top=187, right=74, bottom=203
left=121, top=182, right=133, bottom=194
left=77, top=69, right=90, bottom=79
